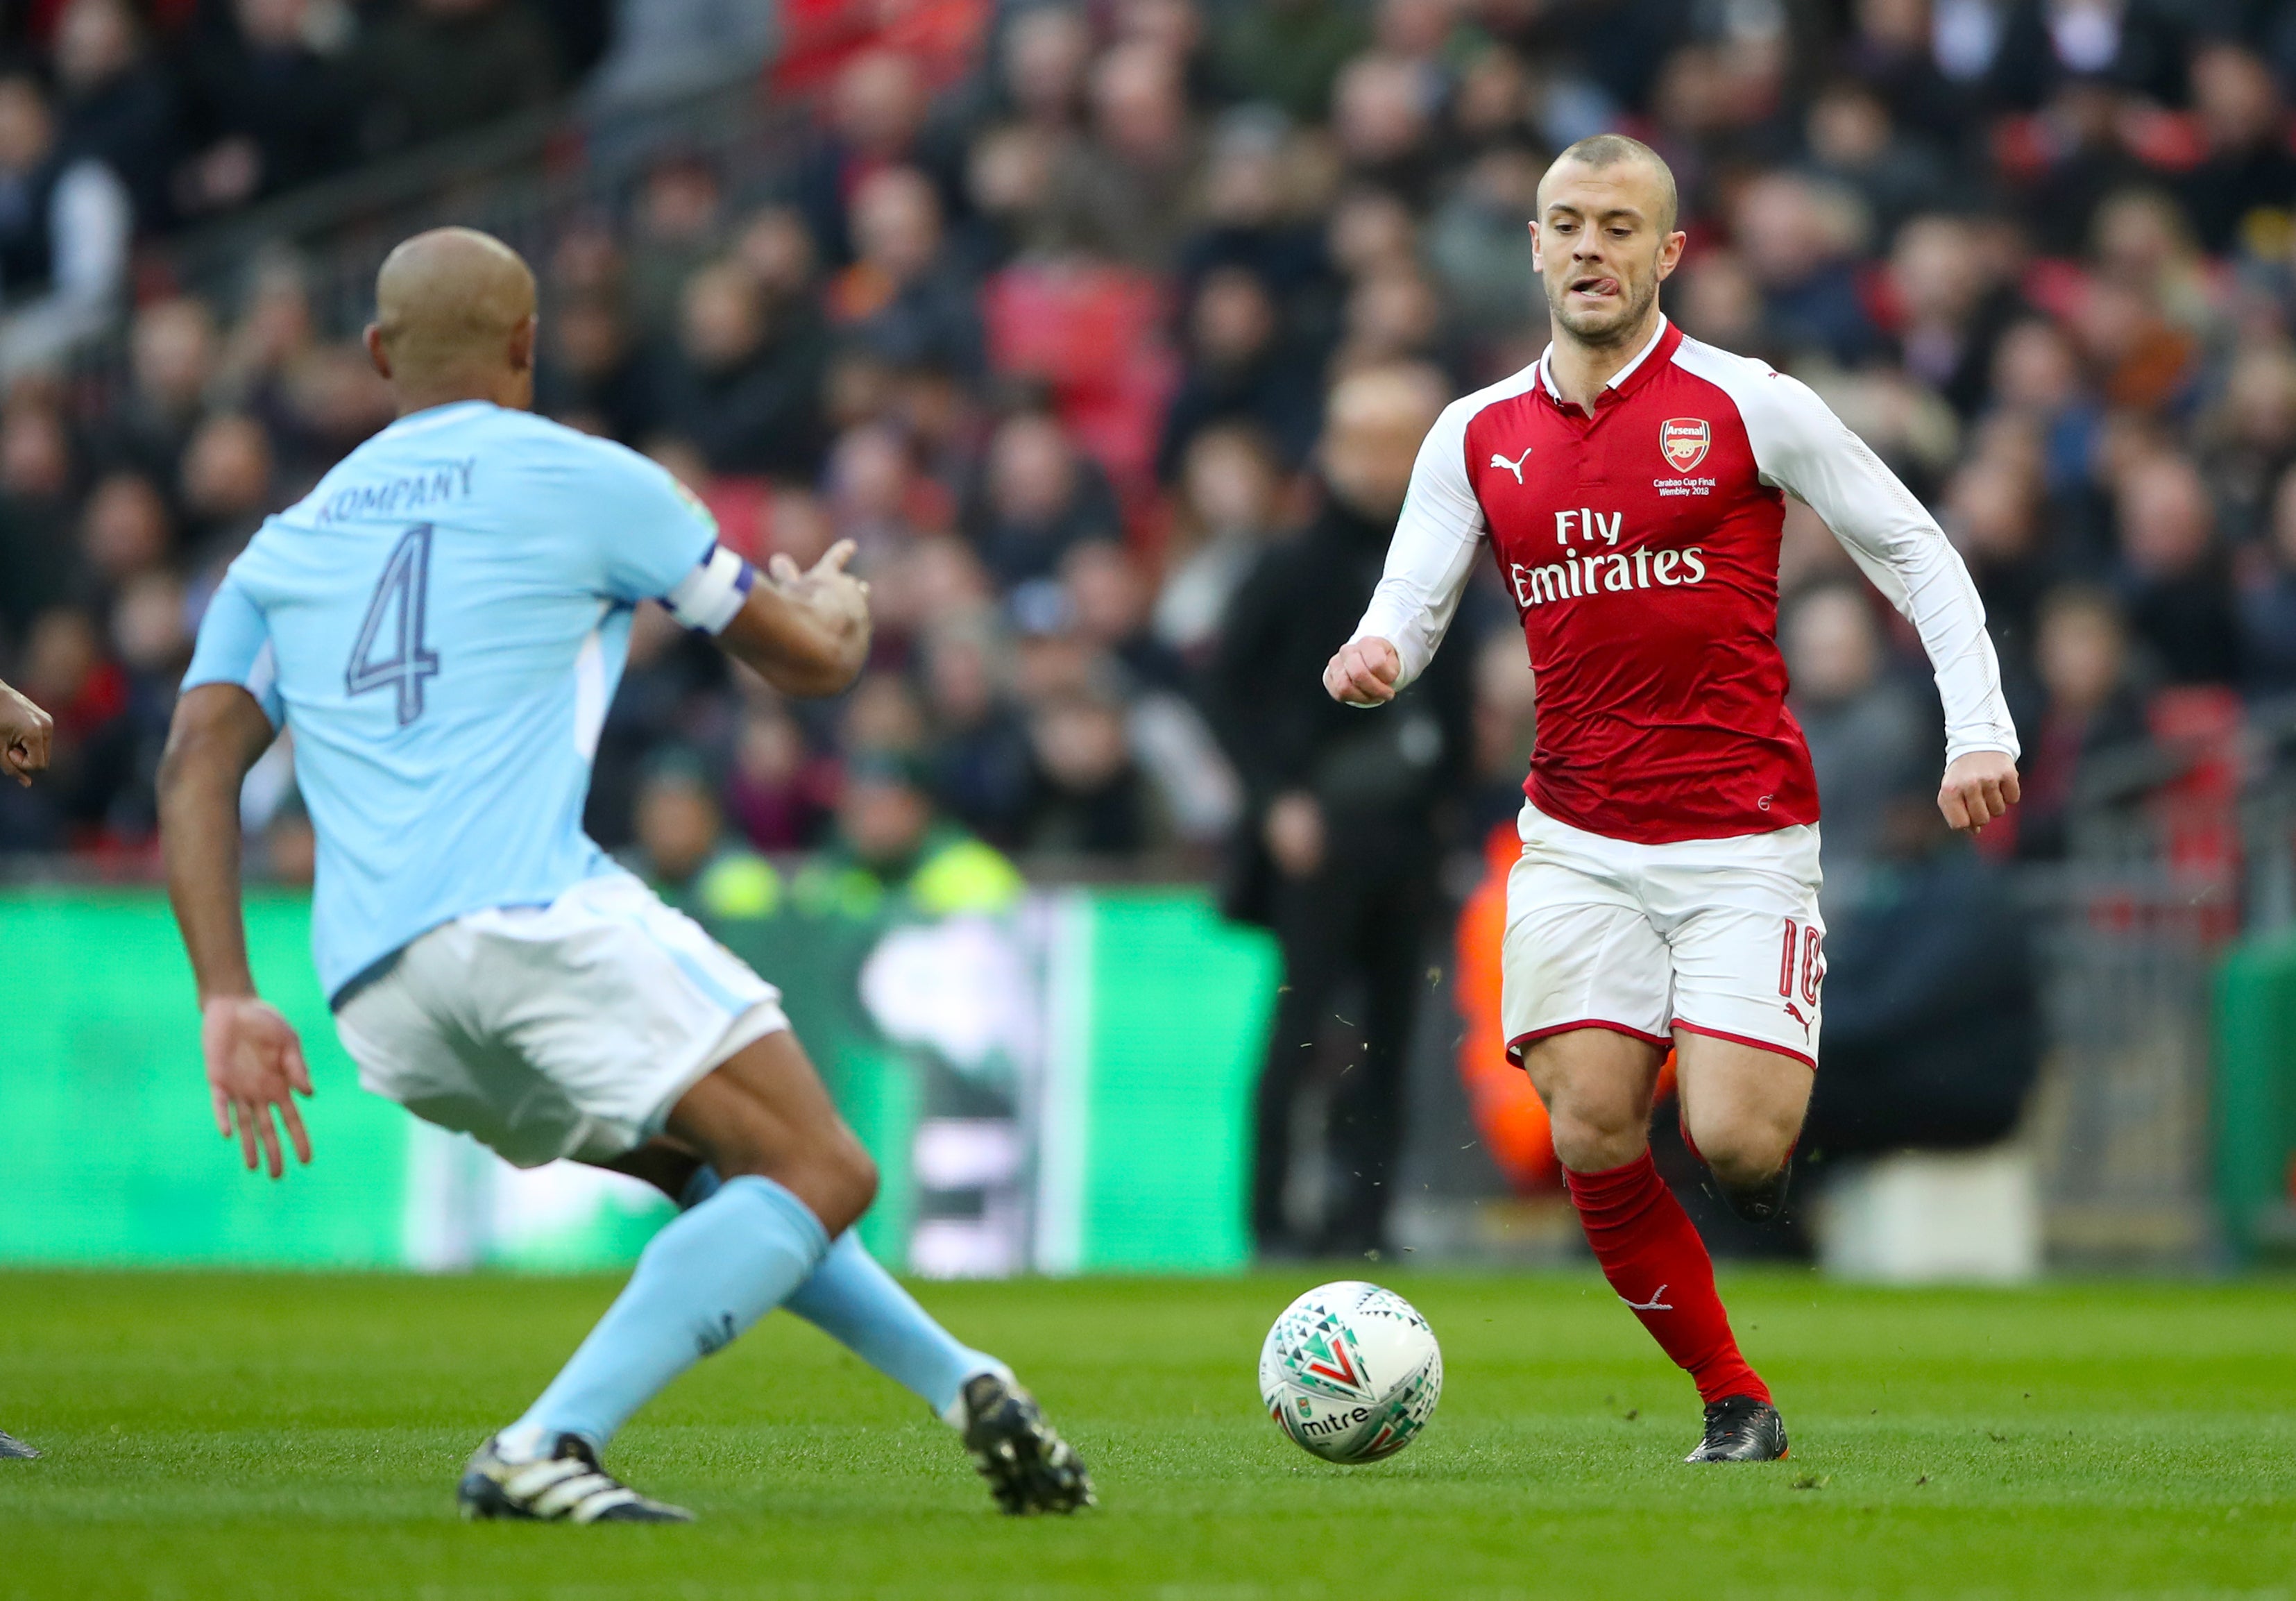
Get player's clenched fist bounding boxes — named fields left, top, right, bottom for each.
left=0, top=677, right=52, bottom=788
left=1325, top=636, right=1402, bottom=706
left=1937, top=749, right=2021, bottom=833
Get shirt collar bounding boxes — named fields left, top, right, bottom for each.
left=1538, top=315, right=1671, bottom=403
left=384, top=399, right=500, bottom=437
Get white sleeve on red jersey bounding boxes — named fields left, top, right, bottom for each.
left=1675, top=339, right=2021, bottom=764
left=1350, top=385, right=1507, bottom=689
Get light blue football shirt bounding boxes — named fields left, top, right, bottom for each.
left=183, top=401, right=720, bottom=1002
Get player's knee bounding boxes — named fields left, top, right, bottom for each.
left=1548, top=1101, right=1649, bottom=1174
left=699, top=1110, right=876, bottom=1236
left=822, top=1134, right=879, bottom=1233
left=1522, top=1036, right=1663, bottom=1174
left=1687, top=1108, right=1797, bottom=1189
left=778, top=1130, right=877, bottom=1237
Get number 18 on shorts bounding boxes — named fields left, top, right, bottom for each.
left=1499, top=804, right=1826, bottom=1069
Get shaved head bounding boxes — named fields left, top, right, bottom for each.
left=1538, top=134, right=1678, bottom=235
left=1542, top=134, right=1671, bottom=235
left=366, top=227, right=538, bottom=412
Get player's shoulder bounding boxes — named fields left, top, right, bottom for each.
left=394, top=407, right=691, bottom=525
left=473, top=407, right=665, bottom=480
left=1445, top=359, right=1547, bottom=430
left=1665, top=333, right=1834, bottom=437
left=512, top=416, right=695, bottom=515
left=1412, top=362, right=1547, bottom=481
left=214, top=507, right=304, bottom=594
left=281, top=403, right=574, bottom=503
left=1665, top=331, right=1778, bottom=396
left=355, top=403, right=663, bottom=479
left=496, top=407, right=637, bottom=458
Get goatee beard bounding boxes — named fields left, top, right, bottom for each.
left=1551, top=279, right=1658, bottom=348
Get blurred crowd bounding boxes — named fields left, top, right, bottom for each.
left=1, top=0, right=2295, bottom=908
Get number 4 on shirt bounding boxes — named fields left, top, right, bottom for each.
left=346, top=523, right=441, bottom=726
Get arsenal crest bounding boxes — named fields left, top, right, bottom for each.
left=1661, top=417, right=1710, bottom=473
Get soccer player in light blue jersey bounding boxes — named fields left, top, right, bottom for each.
left=156, top=228, right=1091, bottom=1523
left=1, top=675, right=51, bottom=1462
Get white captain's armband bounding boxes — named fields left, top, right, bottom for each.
left=662, top=543, right=756, bottom=634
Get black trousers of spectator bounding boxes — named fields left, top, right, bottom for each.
left=1250, top=831, right=1433, bottom=1256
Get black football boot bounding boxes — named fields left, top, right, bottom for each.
left=958, top=1372, right=1095, bottom=1514
left=1685, top=1394, right=1789, bottom=1462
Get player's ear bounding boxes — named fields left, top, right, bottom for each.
left=362, top=323, right=391, bottom=382
left=1655, top=230, right=1687, bottom=281
left=1527, top=219, right=1542, bottom=271
left=508, top=314, right=538, bottom=375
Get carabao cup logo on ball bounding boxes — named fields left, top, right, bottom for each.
left=1258, top=1281, right=1443, bottom=1464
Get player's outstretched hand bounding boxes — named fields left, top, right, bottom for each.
left=202, top=996, right=314, bottom=1179
left=0, top=678, right=53, bottom=788
left=769, top=539, right=871, bottom=634
left=1324, top=637, right=1402, bottom=706
left=1938, top=750, right=2021, bottom=834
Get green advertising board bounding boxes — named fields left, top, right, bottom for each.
left=0, top=886, right=1277, bottom=1276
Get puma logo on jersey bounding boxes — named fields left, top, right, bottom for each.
left=1622, top=1285, right=1673, bottom=1312
left=1490, top=448, right=1533, bottom=483
left=1784, top=1001, right=1812, bottom=1037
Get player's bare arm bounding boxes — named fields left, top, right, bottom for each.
left=0, top=677, right=52, bottom=787
left=718, top=539, right=873, bottom=697
left=158, top=681, right=314, bottom=1179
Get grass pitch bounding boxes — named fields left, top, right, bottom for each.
left=1, top=1270, right=2291, bottom=1600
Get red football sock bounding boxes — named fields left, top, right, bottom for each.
left=1565, top=1150, right=1769, bottom=1405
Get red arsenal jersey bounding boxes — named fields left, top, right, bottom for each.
left=1353, top=319, right=2017, bottom=845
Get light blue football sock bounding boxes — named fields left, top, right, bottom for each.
left=681, top=1164, right=999, bottom=1423
left=506, top=1174, right=829, bottom=1452
left=788, top=1232, right=1003, bottom=1423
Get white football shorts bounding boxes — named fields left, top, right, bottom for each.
left=1501, top=802, right=1825, bottom=1069
left=333, top=870, right=790, bottom=1167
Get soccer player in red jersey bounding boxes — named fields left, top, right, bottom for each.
left=1325, top=135, right=2021, bottom=1462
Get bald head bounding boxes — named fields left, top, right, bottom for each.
left=365, top=228, right=538, bottom=413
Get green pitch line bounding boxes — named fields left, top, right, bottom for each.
left=2, top=1271, right=2292, bottom=1600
